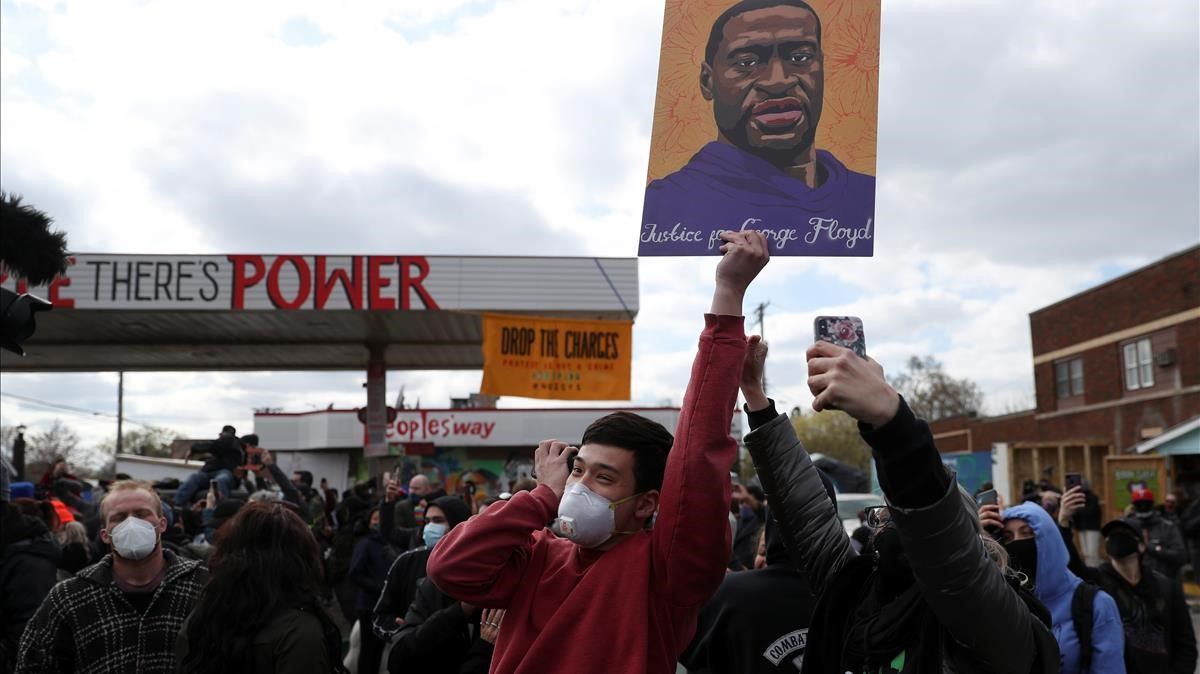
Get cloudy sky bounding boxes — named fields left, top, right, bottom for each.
left=1, top=0, right=1197, bottom=465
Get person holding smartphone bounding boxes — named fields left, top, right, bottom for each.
left=740, top=338, right=1061, bottom=673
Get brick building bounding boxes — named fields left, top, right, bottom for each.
left=930, top=245, right=1200, bottom=519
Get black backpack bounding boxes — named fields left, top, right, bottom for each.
left=1071, top=582, right=1100, bottom=670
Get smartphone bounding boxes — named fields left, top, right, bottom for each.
left=208, top=479, right=219, bottom=493
left=975, top=489, right=998, bottom=507
left=249, top=454, right=263, bottom=466
left=531, top=447, right=580, bottom=479
left=1065, top=472, right=1082, bottom=491
left=814, top=316, right=866, bottom=358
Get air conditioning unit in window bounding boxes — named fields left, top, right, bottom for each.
left=1156, top=348, right=1176, bottom=367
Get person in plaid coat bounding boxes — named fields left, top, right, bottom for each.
left=16, top=481, right=207, bottom=674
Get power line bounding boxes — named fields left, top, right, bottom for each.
left=0, top=391, right=158, bottom=428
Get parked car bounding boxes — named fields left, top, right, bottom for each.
left=835, top=492, right=884, bottom=537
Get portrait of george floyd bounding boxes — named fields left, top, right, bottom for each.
left=639, top=0, right=880, bottom=256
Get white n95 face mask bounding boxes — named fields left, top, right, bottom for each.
left=551, top=482, right=639, bottom=548
left=110, top=516, right=159, bottom=560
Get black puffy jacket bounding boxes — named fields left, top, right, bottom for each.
left=745, top=402, right=1059, bottom=674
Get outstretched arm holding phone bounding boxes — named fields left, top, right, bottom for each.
left=745, top=340, right=1051, bottom=672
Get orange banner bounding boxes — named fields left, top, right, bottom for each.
left=480, top=314, right=632, bottom=401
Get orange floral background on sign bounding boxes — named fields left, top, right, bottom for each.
left=647, top=0, right=880, bottom=181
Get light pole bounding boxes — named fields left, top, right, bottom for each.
left=13, top=424, right=27, bottom=480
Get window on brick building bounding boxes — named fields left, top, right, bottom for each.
left=1055, top=357, right=1084, bottom=398
left=1122, top=338, right=1154, bottom=390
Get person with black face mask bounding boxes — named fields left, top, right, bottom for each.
left=995, top=503, right=1125, bottom=674
left=1095, top=518, right=1197, bottom=674
left=1127, top=487, right=1187, bottom=581
left=741, top=338, right=1060, bottom=673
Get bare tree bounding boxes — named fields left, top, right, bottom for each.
left=791, top=408, right=871, bottom=472
left=97, top=426, right=180, bottom=458
left=25, top=418, right=82, bottom=477
left=888, top=355, right=984, bottom=422
left=1, top=424, right=17, bottom=454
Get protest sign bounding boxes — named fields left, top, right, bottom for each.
left=480, top=314, right=632, bottom=400
left=640, top=0, right=880, bottom=256
left=1108, top=461, right=1166, bottom=521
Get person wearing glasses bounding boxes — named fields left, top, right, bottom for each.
left=738, top=336, right=1060, bottom=673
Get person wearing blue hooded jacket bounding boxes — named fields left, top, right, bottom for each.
left=997, top=502, right=1126, bottom=674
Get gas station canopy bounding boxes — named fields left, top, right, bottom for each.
left=0, top=254, right=638, bottom=371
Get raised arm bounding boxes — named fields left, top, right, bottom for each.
left=379, top=479, right=417, bottom=549
left=261, top=452, right=301, bottom=507
left=741, top=338, right=855, bottom=588
left=652, top=230, right=767, bottom=607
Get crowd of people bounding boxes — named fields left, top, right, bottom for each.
left=0, top=229, right=1196, bottom=674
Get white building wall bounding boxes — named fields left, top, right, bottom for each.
left=992, top=442, right=1011, bottom=505
left=115, top=454, right=204, bottom=484
left=272, top=451, right=351, bottom=495
left=255, top=408, right=683, bottom=454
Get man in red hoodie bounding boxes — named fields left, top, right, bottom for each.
left=426, top=231, right=768, bottom=674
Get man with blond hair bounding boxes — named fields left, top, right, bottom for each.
left=17, top=480, right=207, bottom=673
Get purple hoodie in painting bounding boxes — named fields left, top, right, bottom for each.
left=639, top=142, right=875, bottom=256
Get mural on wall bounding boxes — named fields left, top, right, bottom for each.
left=504, top=451, right=534, bottom=490
left=1112, top=468, right=1164, bottom=514
left=941, top=451, right=993, bottom=496
left=393, top=446, right=532, bottom=508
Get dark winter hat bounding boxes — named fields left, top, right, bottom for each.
left=1101, top=517, right=1143, bottom=540
left=430, top=495, right=472, bottom=529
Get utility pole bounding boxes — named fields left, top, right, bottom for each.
left=13, top=425, right=27, bottom=480
left=753, top=301, right=769, bottom=392
left=116, top=371, right=124, bottom=454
